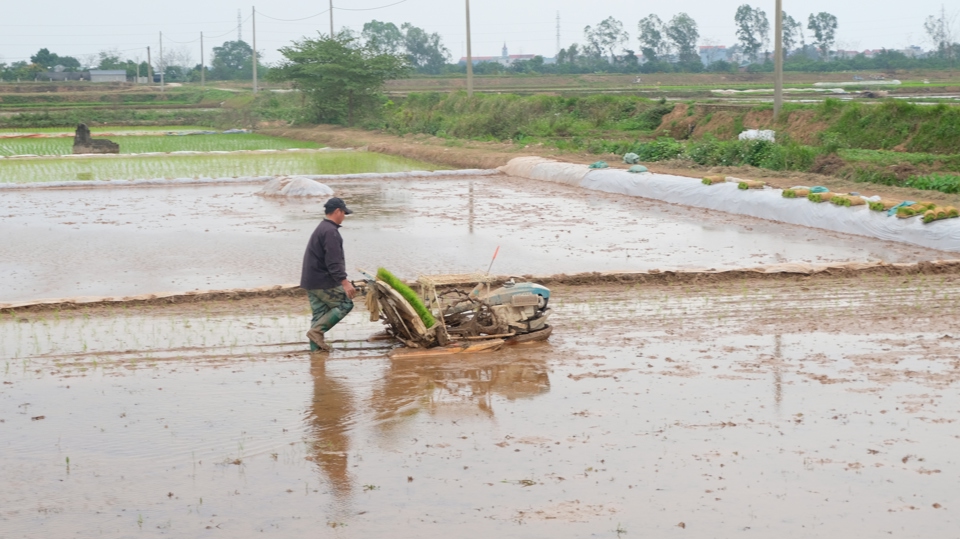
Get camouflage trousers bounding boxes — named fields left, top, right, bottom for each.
left=307, top=286, right=354, bottom=352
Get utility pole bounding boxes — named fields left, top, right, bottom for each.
left=252, top=7, right=258, bottom=94
left=200, top=32, right=205, bottom=87
left=774, top=0, right=783, bottom=119
left=147, top=46, right=153, bottom=85
left=159, top=31, right=165, bottom=92
left=556, top=11, right=561, bottom=57
left=465, top=0, right=474, bottom=97
left=238, top=9, right=243, bottom=42
left=330, top=0, right=334, bottom=37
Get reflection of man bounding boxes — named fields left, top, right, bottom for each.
left=301, top=197, right=357, bottom=353
left=307, top=355, right=353, bottom=502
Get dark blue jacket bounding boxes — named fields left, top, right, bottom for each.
left=300, top=219, right=347, bottom=290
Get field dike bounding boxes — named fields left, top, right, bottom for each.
left=500, top=157, right=960, bottom=252
left=5, top=260, right=960, bottom=313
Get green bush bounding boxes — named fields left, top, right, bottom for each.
left=905, top=173, right=960, bottom=194
left=633, top=137, right=685, bottom=161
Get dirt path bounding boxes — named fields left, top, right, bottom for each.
left=261, top=125, right=960, bottom=208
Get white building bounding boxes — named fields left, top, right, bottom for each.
left=88, top=70, right=127, bottom=83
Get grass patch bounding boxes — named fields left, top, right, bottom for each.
left=0, top=151, right=442, bottom=183
left=0, top=134, right=321, bottom=157
left=376, top=268, right=436, bottom=329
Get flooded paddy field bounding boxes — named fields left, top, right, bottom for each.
left=2, top=274, right=958, bottom=538
left=1, top=175, right=948, bottom=304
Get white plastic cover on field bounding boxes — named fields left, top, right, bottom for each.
left=499, top=157, right=960, bottom=253
left=739, top=130, right=776, bottom=142
left=0, top=169, right=500, bottom=190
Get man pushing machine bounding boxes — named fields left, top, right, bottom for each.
left=301, top=197, right=357, bottom=353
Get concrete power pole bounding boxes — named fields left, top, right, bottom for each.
left=252, top=7, right=258, bottom=94
left=200, top=32, right=205, bottom=87
left=774, top=0, right=783, bottom=119
left=330, top=0, right=335, bottom=37
left=465, top=0, right=474, bottom=97
left=159, top=32, right=165, bottom=92
left=147, top=46, right=153, bottom=85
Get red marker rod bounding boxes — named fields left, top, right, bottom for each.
left=485, top=246, right=500, bottom=275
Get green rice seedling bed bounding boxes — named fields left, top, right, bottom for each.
left=0, top=125, right=212, bottom=135
left=376, top=267, right=437, bottom=328
left=0, top=151, right=443, bottom=183
left=0, top=134, right=320, bottom=157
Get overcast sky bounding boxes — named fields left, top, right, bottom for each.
left=1, top=0, right=955, bottom=66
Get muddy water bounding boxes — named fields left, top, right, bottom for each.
left=1, top=176, right=950, bottom=303
left=2, top=277, right=958, bottom=537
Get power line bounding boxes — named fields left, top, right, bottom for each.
left=336, top=0, right=408, bottom=11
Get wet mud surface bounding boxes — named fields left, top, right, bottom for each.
left=2, top=275, right=958, bottom=537
left=0, top=175, right=950, bottom=303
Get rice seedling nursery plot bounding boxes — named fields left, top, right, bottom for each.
left=0, top=125, right=213, bottom=134
left=0, top=151, right=441, bottom=183
left=0, top=134, right=321, bottom=157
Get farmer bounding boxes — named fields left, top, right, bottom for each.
left=301, top=197, right=357, bottom=353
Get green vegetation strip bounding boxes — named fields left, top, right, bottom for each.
left=0, top=152, right=442, bottom=183
left=376, top=268, right=436, bottom=328
left=0, top=134, right=320, bottom=157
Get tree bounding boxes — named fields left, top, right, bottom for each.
left=210, top=40, right=254, bottom=80
left=558, top=43, right=582, bottom=65
left=638, top=15, right=668, bottom=62
left=667, top=13, right=700, bottom=63
left=401, top=23, right=448, bottom=74
left=362, top=20, right=404, bottom=55
left=924, top=8, right=957, bottom=59
left=782, top=12, right=803, bottom=56
left=30, top=48, right=81, bottom=70
left=808, top=12, right=838, bottom=60
left=269, top=34, right=408, bottom=125
left=584, top=17, right=629, bottom=60
left=734, top=5, right=769, bottom=62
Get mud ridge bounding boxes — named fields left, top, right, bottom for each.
left=6, top=260, right=960, bottom=314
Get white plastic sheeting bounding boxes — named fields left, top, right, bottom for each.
left=258, top=177, right=335, bottom=197
left=500, top=156, right=591, bottom=186
left=0, top=169, right=500, bottom=190
left=500, top=157, right=960, bottom=253
left=739, top=130, right=776, bottom=142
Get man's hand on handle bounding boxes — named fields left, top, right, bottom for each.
left=342, top=279, right=357, bottom=300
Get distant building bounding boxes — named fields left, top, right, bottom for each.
left=89, top=70, right=127, bottom=83
left=459, top=43, right=537, bottom=66
left=40, top=71, right=86, bottom=82
left=699, top=46, right=729, bottom=66
left=834, top=50, right=861, bottom=60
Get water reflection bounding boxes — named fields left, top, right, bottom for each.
left=304, top=349, right=550, bottom=503
left=371, top=352, right=551, bottom=423
left=305, top=357, right=354, bottom=503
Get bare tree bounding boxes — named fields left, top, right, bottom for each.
left=925, top=6, right=958, bottom=58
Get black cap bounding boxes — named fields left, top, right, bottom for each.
left=324, top=197, right=353, bottom=215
